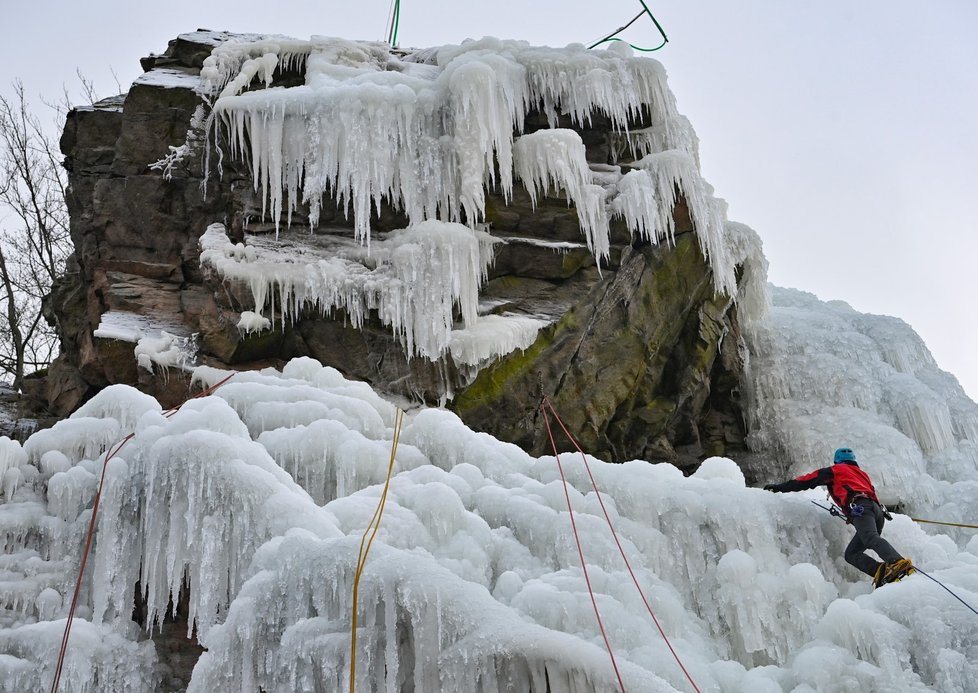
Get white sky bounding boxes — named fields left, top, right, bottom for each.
left=3, top=0, right=976, bottom=400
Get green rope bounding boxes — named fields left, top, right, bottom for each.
left=589, top=0, right=669, bottom=52
left=386, top=0, right=402, bottom=47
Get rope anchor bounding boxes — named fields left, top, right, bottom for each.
left=588, top=1, right=669, bottom=52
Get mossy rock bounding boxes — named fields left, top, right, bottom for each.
left=451, top=233, right=747, bottom=467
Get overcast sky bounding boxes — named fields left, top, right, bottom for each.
left=3, top=1, right=976, bottom=400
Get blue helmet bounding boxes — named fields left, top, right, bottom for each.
left=834, top=447, right=856, bottom=464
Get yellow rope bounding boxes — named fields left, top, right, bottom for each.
left=349, top=408, right=404, bottom=693
left=911, top=517, right=978, bottom=530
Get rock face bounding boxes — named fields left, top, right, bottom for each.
left=455, top=232, right=746, bottom=469
left=44, top=31, right=751, bottom=466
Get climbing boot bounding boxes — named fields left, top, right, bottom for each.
left=878, top=558, right=914, bottom=587
left=872, top=563, right=887, bottom=588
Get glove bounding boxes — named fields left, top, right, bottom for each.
left=764, top=483, right=782, bottom=492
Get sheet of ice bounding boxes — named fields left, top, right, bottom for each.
left=2, top=323, right=977, bottom=689
left=448, top=313, right=549, bottom=367
left=93, top=311, right=190, bottom=344
left=746, top=286, right=978, bottom=539
left=496, top=236, right=587, bottom=251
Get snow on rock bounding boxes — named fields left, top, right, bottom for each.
left=133, top=67, right=202, bottom=90
left=94, top=312, right=198, bottom=373
left=1, top=338, right=977, bottom=689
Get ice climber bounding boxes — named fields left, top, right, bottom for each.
left=763, top=447, right=914, bottom=587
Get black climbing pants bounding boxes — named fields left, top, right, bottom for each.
left=844, top=497, right=904, bottom=577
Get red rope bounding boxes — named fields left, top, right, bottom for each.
left=542, top=397, right=701, bottom=693
left=50, top=372, right=235, bottom=692
left=540, top=404, right=627, bottom=693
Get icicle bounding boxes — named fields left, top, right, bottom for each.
left=199, top=222, right=499, bottom=360
left=513, top=129, right=610, bottom=261
left=204, top=36, right=725, bottom=283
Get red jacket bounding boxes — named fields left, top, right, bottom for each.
left=774, top=461, right=880, bottom=512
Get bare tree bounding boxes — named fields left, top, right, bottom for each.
left=0, top=81, right=72, bottom=390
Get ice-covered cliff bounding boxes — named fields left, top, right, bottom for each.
left=4, top=29, right=976, bottom=693
left=46, top=31, right=764, bottom=467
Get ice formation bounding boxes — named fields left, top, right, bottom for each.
left=193, top=35, right=751, bottom=365
left=746, top=286, right=978, bottom=543
left=512, top=128, right=610, bottom=260
left=199, top=220, right=501, bottom=360
left=201, top=36, right=704, bottom=245
left=0, top=329, right=975, bottom=691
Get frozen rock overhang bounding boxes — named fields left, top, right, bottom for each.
left=197, top=35, right=739, bottom=295
left=199, top=221, right=515, bottom=361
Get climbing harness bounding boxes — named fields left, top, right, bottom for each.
left=588, top=1, right=669, bottom=52
left=540, top=397, right=701, bottom=693
left=812, top=500, right=978, bottom=531
left=50, top=372, right=236, bottom=693
left=349, top=407, right=404, bottom=693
